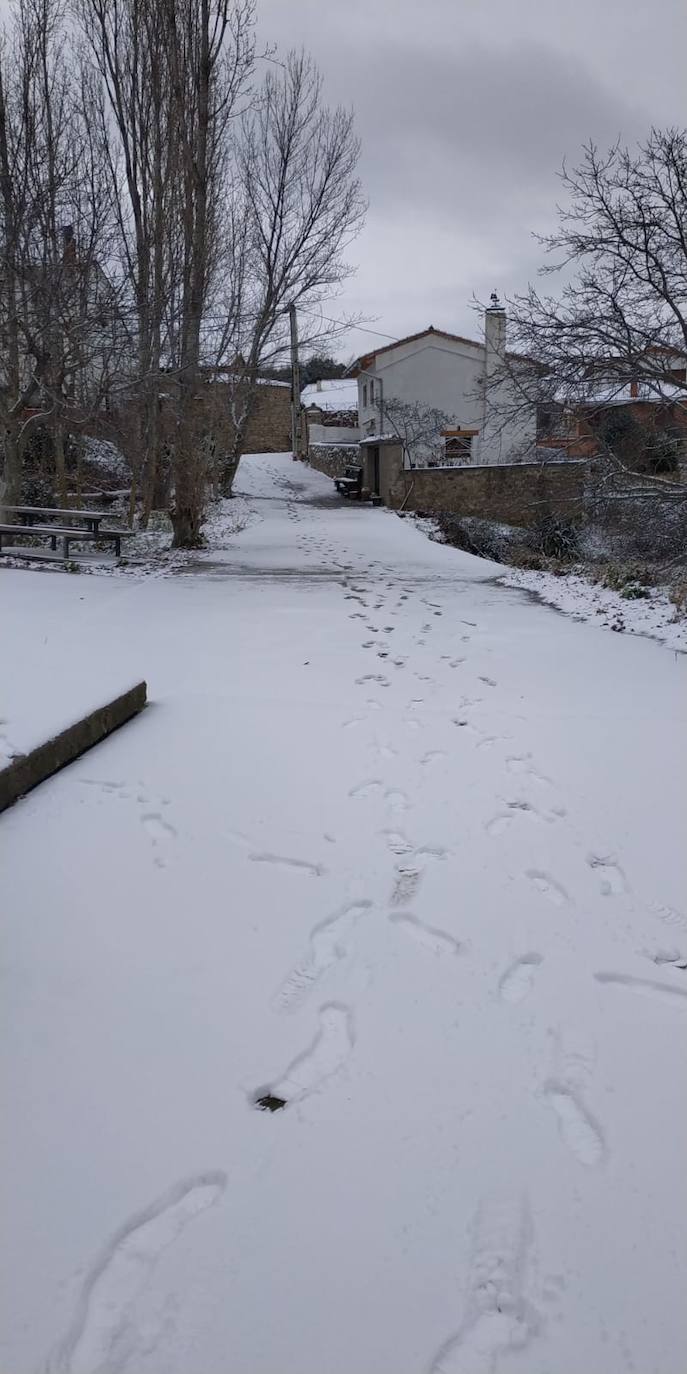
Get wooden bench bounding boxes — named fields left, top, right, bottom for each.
left=334, top=466, right=363, bottom=499
left=0, top=523, right=133, bottom=560
left=1, top=504, right=111, bottom=534
left=333, top=467, right=383, bottom=506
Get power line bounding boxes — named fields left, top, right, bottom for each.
left=296, top=306, right=399, bottom=344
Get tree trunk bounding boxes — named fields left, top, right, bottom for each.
left=54, top=426, right=68, bottom=507
left=170, top=501, right=204, bottom=548
left=219, top=449, right=241, bottom=496
left=2, top=428, right=22, bottom=507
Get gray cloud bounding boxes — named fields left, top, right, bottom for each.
left=257, top=0, right=685, bottom=355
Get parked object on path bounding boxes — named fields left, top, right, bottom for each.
left=334, top=465, right=382, bottom=505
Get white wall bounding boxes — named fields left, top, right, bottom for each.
left=357, top=331, right=536, bottom=465
left=308, top=423, right=360, bottom=446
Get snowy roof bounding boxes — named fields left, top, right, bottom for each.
left=301, top=379, right=358, bottom=412
left=556, top=381, right=686, bottom=409
left=358, top=433, right=400, bottom=446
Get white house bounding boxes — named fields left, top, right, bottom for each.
left=354, top=298, right=535, bottom=466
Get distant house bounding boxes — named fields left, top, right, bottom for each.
left=537, top=363, right=687, bottom=475
left=301, top=378, right=359, bottom=453
left=354, top=299, right=535, bottom=467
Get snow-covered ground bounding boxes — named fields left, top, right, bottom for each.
left=503, top=565, right=686, bottom=653
left=1, top=453, right=686, bottom=1374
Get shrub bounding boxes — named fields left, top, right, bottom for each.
left=669, top=580, right=687, bottom=613
left=603, top=562, right=654, bottom=591
left=529, top=516, right=580, bottom=560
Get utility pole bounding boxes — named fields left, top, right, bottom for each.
left=289, top=302, right=301, bottom=460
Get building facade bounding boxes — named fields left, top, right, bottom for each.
left=355, top=300, right=535, bottom=467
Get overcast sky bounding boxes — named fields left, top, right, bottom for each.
left=258, top=0, right=686, bottom=360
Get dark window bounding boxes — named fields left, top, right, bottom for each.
left=362, top=383, right=367, bottom=407
left=369, top=380, right=375, bottom=403
left=537, top=402, right=564, bottom=436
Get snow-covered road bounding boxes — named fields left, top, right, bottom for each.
left=2, top=453, right=686, bottom=1374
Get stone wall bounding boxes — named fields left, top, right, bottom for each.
left=161, top=379, right=292, bottom=456
left=389, top=460, right=589, bottom=526
left=242, top=383, right=291, bottom=453
left=308, top=443, right=360, bottom=479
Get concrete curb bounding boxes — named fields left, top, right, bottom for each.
left=0, top=681, right=147, bottom=814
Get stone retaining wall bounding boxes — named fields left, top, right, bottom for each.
left=389, top=460, right=589, bottom=526
left=308, top=444, right=360, bottom=480
left=241, top=384, right=291, bottom=453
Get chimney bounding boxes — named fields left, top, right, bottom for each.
left=62, top=224, right=76, bottom=266
left=484, top=291, right=506, bottom=371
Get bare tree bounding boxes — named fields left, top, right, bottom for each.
left=378, top=396, right=454, bottom=468
left=218, top=50, right=365, bottom=491
left=1, top=0, right=126, bottom=507
left=2, top=6, right=364, bottom=540
left=78, top=0, right=181, bottom=524
left=161, top=0, right=257, bottom=544
left=481, top=129, right=687, bottom=500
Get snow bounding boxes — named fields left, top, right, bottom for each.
left=577, top=381, right=685, bottom=407
left=1, top=453, right=686, bottom=1374
left=503, top=565, right=687, bottom=652
left=81, top=436, right=129, bottom=479
left=301, top=378, right=358, bottom=412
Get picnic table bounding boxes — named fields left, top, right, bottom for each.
left=1, top=504, right=110, bottom=534
left=0, top=504, right=133, bottom=561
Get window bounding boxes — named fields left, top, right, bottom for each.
left=536, top=403, right=564, bottom=436
left=369, top=380, right=375, bottom=403
left=444, top=435, right=472, bottom=463
left=362, top=383, right=367, bottom=408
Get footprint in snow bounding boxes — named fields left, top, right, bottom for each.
left=390, top=865, right=423, bottom=907
left=499, top=954, right=543, bottom=1004
left=587, top=853, right=627, bottom=896
left=348, top=779, right=383, bottom=800
left=355, top=674, right=390, bottom=687
left=249, top=852, right=326, bottom=878
left=389, top=912, right=463, bottom=957
left=594, top=971, right=687, bottom=1006
left=380, top=828, right=414, bottom=856
left=256, top=1003, right=355, bottom=1107
left=541, top=1082, right=606, bottom=1167
left=274, top=901, right=372, bottom=1012
left=526, top=869, right=568, bottom=907
left=485, top=813, right=513, bottom=838
left=650, top=904, right=687, bottom=952
left=506, top=755, right=551, bottom=787
left=645, top=948, right=687, bottom=971
left=430, top=1193, right=540, bottom=1372
left=141, top=813, right=177, bottom=867
left=46, top=1173, right=226, bottom=1374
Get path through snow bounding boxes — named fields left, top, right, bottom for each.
left=1, top=453, right=686, bottom=1374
